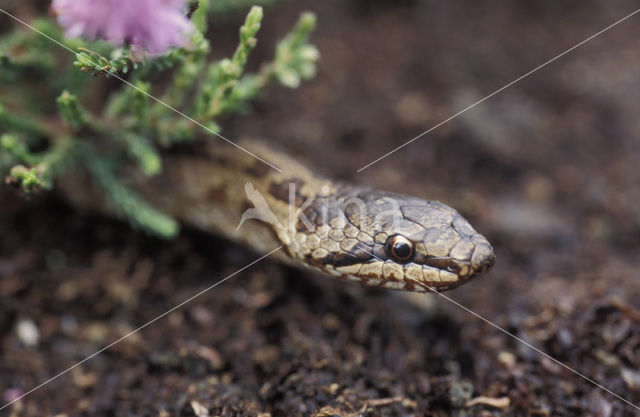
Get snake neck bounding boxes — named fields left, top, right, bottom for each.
left=138, top=140, right=336, bottom=265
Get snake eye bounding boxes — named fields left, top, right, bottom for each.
left=385, top=235, right=414, bottom=263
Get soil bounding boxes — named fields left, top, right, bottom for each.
left=2, top=0, right=640, bottom=416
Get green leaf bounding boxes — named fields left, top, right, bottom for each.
left=83, top=149, right=178, bottom=239
left=0, top=104, right=47, bottom=137
left=272, top=12, right=319, bottom=89
left=1, top=134, right=40, bottom=166
left=123, top=132, right=162, bottom=176
left=7, top=165, right=47, bottom=193
left=57, top=90, right=87, bottom=130
left=3, top=136, right=75, bottom=193
left=191, top=0, right=210, bottom=33
left=193, top=6, right=264, bottom=120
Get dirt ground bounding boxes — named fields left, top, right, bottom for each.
left=2, top=0, right=640, bottom=415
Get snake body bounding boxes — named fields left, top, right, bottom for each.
left=65, top=140, right=495, bottom=292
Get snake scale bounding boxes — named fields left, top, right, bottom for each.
left=63, top=140, right=495, bottom=292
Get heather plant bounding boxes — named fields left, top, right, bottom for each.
left=208, top=0, right=282, bottom=16
left=0, top=0, right=318, bottom=238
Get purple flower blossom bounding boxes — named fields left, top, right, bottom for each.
left=52, top=0, right=194, bottom=54
left=3, top=388, right=23, bottom=403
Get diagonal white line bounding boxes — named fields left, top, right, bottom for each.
left=356, top=7, right=640, bottom=173
left=354, top=246, right=639, bottom=410
left=408, top=279, right=640, bottom=412
left=0, top=246, right=283, bottom=410
left=0, top=8, right=283, bottom=173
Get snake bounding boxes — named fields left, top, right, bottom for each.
left=62, top=140, right=495, bottom=292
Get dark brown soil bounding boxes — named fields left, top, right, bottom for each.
left=2, top=1, right=640, bottom=416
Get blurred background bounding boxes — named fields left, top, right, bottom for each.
left=2, top=0, right=640, bottom=415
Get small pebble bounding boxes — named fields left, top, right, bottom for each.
left=498, top=351, right=516, bottom=367
left=621, top=368, right=640, bottom=391
left=191, top=400, right=209, bottom=417
left=16, top=318, right=39, bottom=347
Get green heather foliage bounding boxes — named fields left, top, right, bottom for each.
left=207, top=0, right=281, bottom=16
left=0, top=3, right=318, bottom=238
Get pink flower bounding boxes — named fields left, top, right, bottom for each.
left=52, top=0, right=194, bottom=54
left=3, top=388, right=23, bottom=403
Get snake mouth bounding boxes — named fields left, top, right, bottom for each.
left=424, top=251, right=494, bottom=279
left=476, top=250, right=496, bottom=273
left=423, top=256, right=471, bottom=277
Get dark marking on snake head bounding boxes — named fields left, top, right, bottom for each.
left=208, top=153, right=232, bottom=167
left=268, top=178, right=307, bottom=206
left=304, top=251, right=334, bottom=267
left=329, top=242, right=375, bottom=267
left=331, top=253, right=363, bottom=267
left=299, top=206, right=318, bottom=229
left=244, top=159, right=272, bottom=178
left=207, top=185, right=227, bottom=203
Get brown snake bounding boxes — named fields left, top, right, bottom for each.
left=64, top=140, right=495, bottom=292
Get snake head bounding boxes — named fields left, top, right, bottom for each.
left=295, top=187, right=495, bottom=292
